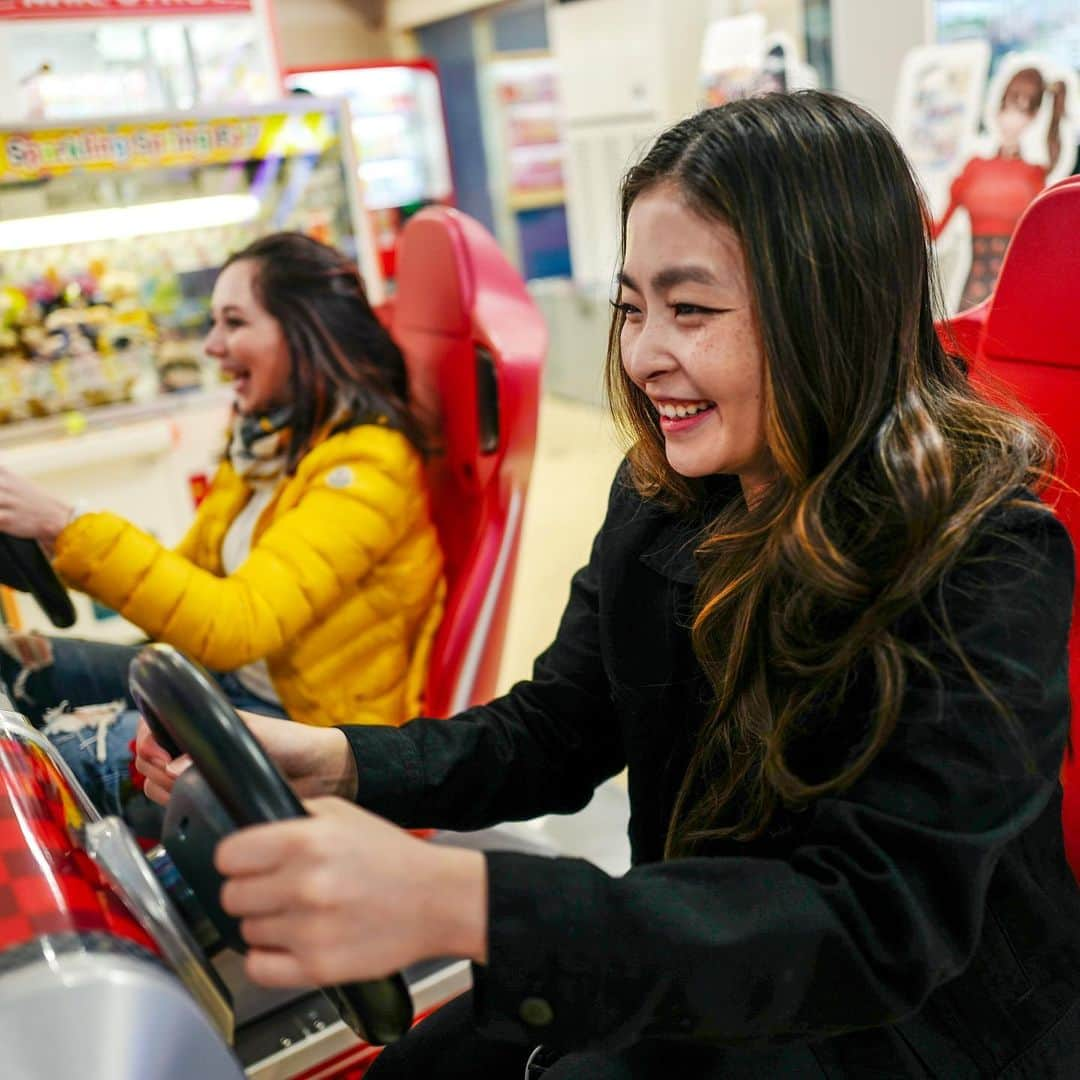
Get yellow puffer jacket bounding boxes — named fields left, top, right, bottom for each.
left=53, top=424, right=445, bottom=728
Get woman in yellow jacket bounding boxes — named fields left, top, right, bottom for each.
left=0, top=232, right=444, bottom=817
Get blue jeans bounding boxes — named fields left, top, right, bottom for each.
left=0, top=636, right=287, bottom=822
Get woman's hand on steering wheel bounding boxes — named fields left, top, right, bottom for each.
left=135, top=709, right=359, bottom=806
left=0, top=466, right=73, bottom=552
left=215, top=797, right=489, bottom=987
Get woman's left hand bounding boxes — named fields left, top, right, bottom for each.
left=216, top=798, right=489, bottom=988
left=0, top=466, right=72, bottom=549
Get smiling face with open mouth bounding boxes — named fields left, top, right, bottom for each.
left=617, top=182, right=773, bottom=499
left=204, top=259, right=292, bottom=417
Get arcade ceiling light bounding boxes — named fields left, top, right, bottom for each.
left=0, top=193, right=261, bottom=252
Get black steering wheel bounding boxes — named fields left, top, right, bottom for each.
left=0, top=533, right=76, bottom=628
left=128, top=643, right=414, bottom=1046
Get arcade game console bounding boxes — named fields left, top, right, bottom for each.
left=0, top=644, right=486, bottom=1078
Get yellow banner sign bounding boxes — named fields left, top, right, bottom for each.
left=0, top=112, right=338, bottom=183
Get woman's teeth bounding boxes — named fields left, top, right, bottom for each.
left=658, top=401, right=713, bottom=419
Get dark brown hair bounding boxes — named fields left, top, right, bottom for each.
left=604, top=92, right=1055, bottom=856
left=1001, top=67, right=1045, bottom=115
left=224, top=232, right=423, bottom=470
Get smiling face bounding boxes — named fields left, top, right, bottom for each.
left=204, top=259, right=292, bottom=416
left=618, top=183, right=773, bottom=499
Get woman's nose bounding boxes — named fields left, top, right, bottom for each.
left=203, top=324, right=225, bottom=358
left=623, top=320, right=678, bottom=385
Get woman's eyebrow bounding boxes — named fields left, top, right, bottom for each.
left=617, top=266, right=721, bottom=293
left=652, top=265, right=720, bottom=290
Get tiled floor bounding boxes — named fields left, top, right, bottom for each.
left=491, top=393, right=631, bottom=873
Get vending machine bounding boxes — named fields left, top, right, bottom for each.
left=284, top=60, right=455, bottom=280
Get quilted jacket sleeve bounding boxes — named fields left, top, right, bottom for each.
left=170, top=502, right=204, bottom=563
left=52, top=427, right=424, bottom=671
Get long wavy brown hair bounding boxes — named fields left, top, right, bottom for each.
left=604, top=93, right=1055, bottom=857
left=224, top=232, right=424, bottom=471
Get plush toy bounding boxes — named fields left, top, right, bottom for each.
left=156, top=336, right=204, bottom=393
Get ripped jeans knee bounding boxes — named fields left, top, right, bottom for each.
left=0, top=632, right=155, bottom=825
left=43, top=701, right=143, bottom=819
left=0, top=628, right=56, bottom=718
left=0, top=633, right=139, bottom=726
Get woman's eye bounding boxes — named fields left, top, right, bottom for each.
left=673, top=303, right=711, bottom=317
left=611, top=300, right=642, bottom=318
left=225, top=317, right=244, bottom=329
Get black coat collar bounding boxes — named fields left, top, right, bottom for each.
left=638, top=475, right=741, bottom=586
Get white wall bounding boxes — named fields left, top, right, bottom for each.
left=271, top=0, right=413, bottom=69
left=387, top=0, right=494, bottom=31
left=548, top=0, right=712, bottom=286
left=831, top=0, right=933, bottom=119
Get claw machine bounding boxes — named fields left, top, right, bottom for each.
left=0, top=0, right=281, bottom=123
left=0, top=95, right=379, bottom=640
left=284, top=60, right=454, bottom=280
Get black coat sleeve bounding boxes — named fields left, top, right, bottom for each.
left=337, top=469, right=630, bottom=830
left=470, top=504, right=1075, bottom=1051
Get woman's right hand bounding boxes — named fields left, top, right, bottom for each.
left=134, top=711, right=359, bottom=806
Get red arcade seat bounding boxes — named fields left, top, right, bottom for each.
left=391, top=207, right=546, bottom=717
left=939, top=174, right=1080, bottom=367
left=939, top=176, right=1080, bottom=880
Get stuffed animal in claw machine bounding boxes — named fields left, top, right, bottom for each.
left=932, top=54, right=1078, bottom=311
left=0, top=287, right=28, bottom=423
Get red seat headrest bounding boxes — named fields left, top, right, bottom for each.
left=980, top=177, right=1080, bottom=370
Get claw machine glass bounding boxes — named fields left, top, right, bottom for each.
left=283, top=60, right=454, bottom=280
left=0, top=0, right=281, bottom=123
left=0, top=95, right=379, bottom=640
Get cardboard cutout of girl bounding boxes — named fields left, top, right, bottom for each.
left=933, top=54, right=1076, bottom=311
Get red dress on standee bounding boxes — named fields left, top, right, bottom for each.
left=933, top=155, right=1047, bottom=309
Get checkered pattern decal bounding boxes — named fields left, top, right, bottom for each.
left=0, top=735, right=157, bottom=956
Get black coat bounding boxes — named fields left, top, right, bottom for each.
left=346, top=468, right=1080, bottom=1078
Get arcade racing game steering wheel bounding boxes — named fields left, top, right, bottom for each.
left=129, top=643, right=414, bottom=1047
left=0, top=533, right=77, bottom=628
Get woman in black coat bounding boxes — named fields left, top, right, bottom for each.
left=138, top=92, right=1080, bottom=1077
